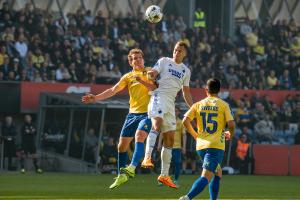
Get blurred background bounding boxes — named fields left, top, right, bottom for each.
left=0, top=0, right=299, bottom=177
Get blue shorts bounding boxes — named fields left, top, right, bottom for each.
left=197, top=148, right=224, bottom=173
left=172, top=148, right=182, bottom=163
left=120, top=113, right=152, bottom=137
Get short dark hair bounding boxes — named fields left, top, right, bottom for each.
left=207, top=78, right=221, bottom=94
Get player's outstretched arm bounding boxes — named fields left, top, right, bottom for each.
left=182, top=86, right=193, bottom=107
left=182, top=116, right=198, bottom=140
left=81, top=82, right=125, bottom=104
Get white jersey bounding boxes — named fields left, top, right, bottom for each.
left=153, top=57, right=191, bottom=100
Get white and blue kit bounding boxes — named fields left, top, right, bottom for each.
left=148, top=57, right=191, bottom=132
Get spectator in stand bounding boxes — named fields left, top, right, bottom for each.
left=254, top=114, right=276, bottom=143
left=68, top=62, right=79, bottom=83
left=267, top=70, right=279, bottom=90
left=235, top=101, right=251, bottom=128
left=1, top=116, right=17, bottom=170
left=56, top=62, right=70, bottom=82
left=279, top=69, right=293, bottom=90
left=14, top=34, right=28, bottom=66
left=0, top=46, right=8, bottom=66
left=225, top=67, right=239, bottom=88
left=25, top=60, right=36, bottom=81
left=0, top=56, right=10, bottom=79
left=110, top=65, right=122, bottom=79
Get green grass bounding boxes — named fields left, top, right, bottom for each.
left=0, top=172, right=300, bottom=199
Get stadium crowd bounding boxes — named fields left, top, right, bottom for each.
left=0, top=2, right=299, bottom=90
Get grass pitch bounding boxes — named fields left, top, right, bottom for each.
left=0, top=172, right=299, bottom=199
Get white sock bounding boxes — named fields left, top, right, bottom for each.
left=160, top=146, right=172, bottom=176
left=145, top=130, right=159, bottom=159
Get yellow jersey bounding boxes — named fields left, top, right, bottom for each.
left=173, top=118, right=186, bottom=149
left=117, top=67, right=152, bottom=113
left=185, top=96, right=234, bottom=150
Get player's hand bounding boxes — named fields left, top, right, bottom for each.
left=133, top=75, right=141, bottom=82
left=147, top=71, right=155, bottom=80
left=82, top=94, right=96, bottom=104
left=224, top=131, right=231, bottom=140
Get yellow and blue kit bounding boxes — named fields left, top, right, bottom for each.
left=184, top=96, right=234, bottom=172
left=118, top=67, right=153, bottom=137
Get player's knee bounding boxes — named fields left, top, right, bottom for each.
left=117, top=141, right=128, bottom=152
left=215, top=168, right=222, bottom=178
left=135, top=131, right=147, bottom=142
left=152, top=118, right=162, bottom=132
left=152, top=124, right=161, bottom=132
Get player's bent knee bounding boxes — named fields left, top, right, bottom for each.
left=152, top=117, right=163, bottom=131
left=201, top=168, right=215, bottom=182
left=215, top=167, right=222, bottom=178
left=118, top=137, right=133, bottom=152
left=135, top=130, right=147, bottom=142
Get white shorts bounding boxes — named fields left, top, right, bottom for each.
left=148, top=93, right=176, bottom=132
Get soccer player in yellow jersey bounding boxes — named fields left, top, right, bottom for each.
left=180, top=78, right=235, bottom=200
left=82, top=48, right=156, bottom=189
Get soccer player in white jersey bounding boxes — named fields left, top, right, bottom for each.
left=141, top=41, right=193, bottom=188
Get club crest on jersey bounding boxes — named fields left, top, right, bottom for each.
left=168, top=68, right=183, bottom=79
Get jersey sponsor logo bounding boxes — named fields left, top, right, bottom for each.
left=168, top=68, right=183, bottom=79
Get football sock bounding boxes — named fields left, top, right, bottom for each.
left=145, top=130, right=159, bottom=158
left=161, top=147, right=172, bottom=176
left=131, top=142, right=144, bottom=167
left=209, top=176, right=221, bottom=200
left=187, top=176, right=209, bottom=199
left=174, top=161, right=181, bottom=181
left=118, top=152, right=128, bottom=174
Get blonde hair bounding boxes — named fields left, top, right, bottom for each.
left=128, top=48, right=144, bottom=63
left=176, top=41, right=189, bottom=52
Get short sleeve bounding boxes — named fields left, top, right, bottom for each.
left=116, top=74, right=129, bottom=89
left=152, top=58, right=164, bottom=73
left=183, top=68, right=191, bottom=87
left=184, top=103, right=197, bottom=121
left=224, top=103, right=234, bottom=122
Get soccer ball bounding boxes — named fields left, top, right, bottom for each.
left=145, top=5, right=163, bottom=23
